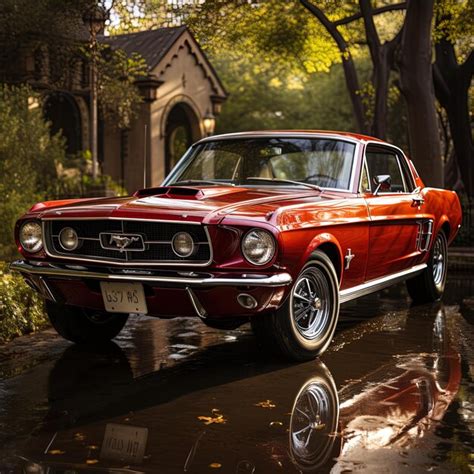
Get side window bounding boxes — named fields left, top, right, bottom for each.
left=366, top=149, right=406, bottom=193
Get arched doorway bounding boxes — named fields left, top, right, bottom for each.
left=164, top=103, right=200, bottom=174
left=43, top=92, right=82, bottom=156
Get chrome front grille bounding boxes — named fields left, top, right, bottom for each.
left=43, top=219, right=212, bottom=266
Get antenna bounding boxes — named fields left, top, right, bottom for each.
left=143, top=124, right=148, bottom=189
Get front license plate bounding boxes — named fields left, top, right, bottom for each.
left=100, top=423, right=148, bottom=463
left=100, top=282, right=148, bottom=314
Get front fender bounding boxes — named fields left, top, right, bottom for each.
left=300, top=232, right=344, bottom=281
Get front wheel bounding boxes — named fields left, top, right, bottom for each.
left=252, top=251, right=340, bottom=361
left=406, top=231, right=448, bottom=304
left=46, top=301, right=129, bottom=344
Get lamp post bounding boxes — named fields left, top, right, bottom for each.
left=203, top=110, right=216, bottom=137
left=83, top=5, right=108, bottom=180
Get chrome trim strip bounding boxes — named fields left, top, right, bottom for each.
left=42, top=216, right=203, bottom=224
left=186, top=287, right=208, bottom=319
left=42, top=220, right=214, bottom=267
left=10, top=260, right=293, bottom=288
left=339, top=263, right=427, bottom=304
left=195, top=132, right=361, bottom=145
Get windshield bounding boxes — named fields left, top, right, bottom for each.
left=166, top=137, right=356, bottom=190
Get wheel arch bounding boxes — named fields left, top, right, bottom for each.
left=440, top=219, right=451, bottom=241
left=305, top=234, right=343, bottom=283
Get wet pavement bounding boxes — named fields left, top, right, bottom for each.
left=0, top=273, right=473, bottom=473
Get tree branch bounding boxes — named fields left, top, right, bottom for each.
left=334, top=2, right=407, bottom=27
left=299, top=0, right=348, bottom=52
left=359, top=0, right=381, bottom=65
left=459, top=50, right=474, bottom=79
left=299, top=0, right=367, bottom=133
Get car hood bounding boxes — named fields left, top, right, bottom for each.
left=35, top=186, right=341, bottom=225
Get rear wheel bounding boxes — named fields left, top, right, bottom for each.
left=46, top=301, right=129, bottom=344
left=252, top=251, right=339, bottom=361
left=406, top=231, right=448, bottom=304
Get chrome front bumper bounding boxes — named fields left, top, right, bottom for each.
left=10, top=260, right=293, bottom=288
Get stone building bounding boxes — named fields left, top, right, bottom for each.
left=102, top=26, right=227, bottom=191
left=6, top=25, right=227, bottom=193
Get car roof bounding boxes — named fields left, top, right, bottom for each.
left=196, top=130, right=386, bottom=145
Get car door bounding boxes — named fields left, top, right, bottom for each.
left=361, top=144, right=426, bottom=281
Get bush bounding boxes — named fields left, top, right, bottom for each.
left=0, top=262, right=48, bottom=344
left=0, top=84, right=65, bottom=261
left=0, top=85, right=127, bottom=261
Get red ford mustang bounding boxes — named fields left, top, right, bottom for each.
left=11, top=131, right=462, bottom=360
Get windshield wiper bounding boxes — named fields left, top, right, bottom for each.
left=172, top=179, right=235, bottom=187
left=244, top=177, right=322, bottom=192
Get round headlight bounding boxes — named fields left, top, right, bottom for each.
left=19, top=221, right=43, bottom=253
left=59, top=227, right=79, bottom=251
left=172, top=232, right=195, bottom=257
left=241, top=229, right=275, bottom=265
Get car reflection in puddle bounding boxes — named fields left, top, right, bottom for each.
left=13, top=300, right=469, bottom=473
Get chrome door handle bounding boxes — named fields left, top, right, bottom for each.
left=412, top=196, right=425, bottom=206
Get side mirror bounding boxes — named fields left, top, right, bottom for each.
left=373, top=174, right=391, bottom=195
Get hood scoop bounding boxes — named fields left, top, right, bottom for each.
left=134, top=186, right=203, bottom=199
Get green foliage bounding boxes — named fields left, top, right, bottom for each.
left=0, top=262, right=48, bottom=344
left=109, top=1, right=344, bottom=75
left=0, top=85, right=65, bottom=261
left=434, top=0, right=474, bottom=54
left=213, top=50, right=356, bottom=134
left=90, top=45, right=148, bottom=130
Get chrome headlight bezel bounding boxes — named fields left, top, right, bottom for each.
left=59, top=227, right=79, bottom=251
left=19, top=221, right=43, bottom=253
left=172, top=231, right=195, bottom=258
left=241, top=228, right=276, bottom=266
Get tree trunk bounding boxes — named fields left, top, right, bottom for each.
left=434, top=38, right=473, bottom=197
left=359, top=0, right=402, bottom=140
left=371, top=46, right=389, bottom=139
left=398, top=0, right=443, bottom=188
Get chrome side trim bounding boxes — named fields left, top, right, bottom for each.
left=339, top=263, right=427, bottom=304
left=42, top=220, right=214, bottom=267
left=10, top=261, right=293, bottom=288
left=186, top=287, right=208, bottom=319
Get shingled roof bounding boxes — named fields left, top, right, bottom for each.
left=103, top=26, right=187, bottom=71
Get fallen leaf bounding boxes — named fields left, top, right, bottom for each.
left=269, top=421, right=283, bottom=427
left=209, top=462, right=222, bottom=468
left=197, top=414, right=227, bottom=425
left=86, top=459, right=99, bottom=465
left=48, top=449, right=65, bottom=455
left=254, top=400, right=276, bottom=409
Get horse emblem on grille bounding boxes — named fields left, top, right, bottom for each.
left=101, top=234, right=143, bottom=252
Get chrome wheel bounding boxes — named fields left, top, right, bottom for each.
left=432, top=234, right=447, bottom=288
left=292, top=268, right=331, bottom=340
left=290, top=369, right=339, bottom=471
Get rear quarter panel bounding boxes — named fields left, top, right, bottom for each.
left=421, top=188, right=462, bottom=246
